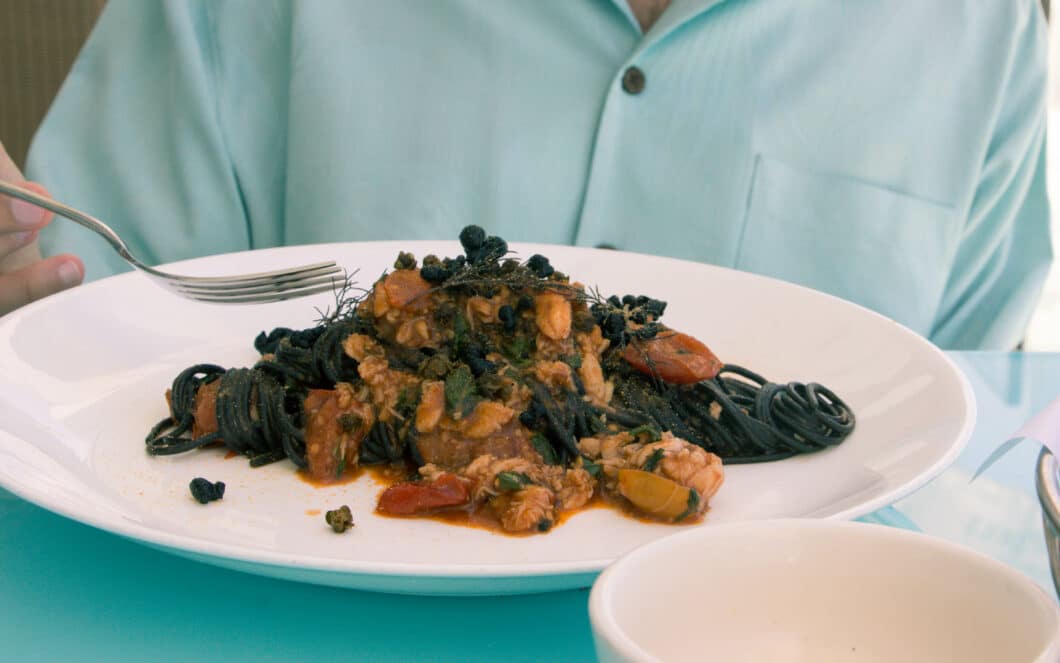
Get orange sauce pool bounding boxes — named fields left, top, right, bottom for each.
left=377, top=492, right=701, bottom=535
left=294, top=462, right=703, bottom=535
left=298, top=464, right=368, bottom=487
left=296, top=463, right=410, bottom=488
left=380, top=498, right=598, bottom=536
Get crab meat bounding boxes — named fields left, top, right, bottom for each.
left=535, top=292, right=572, bottom=341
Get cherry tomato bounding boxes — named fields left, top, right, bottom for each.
left=303, top=388, right=372, bottom=481
left=383, top=269, right=432, bottom=310
left=622, top=330, right=722, bottom=384
left=617, top=469, right=698, bottom=521
left=191, top=380, right=220, bottom=438
left=377, top=473, right=471, bottom=515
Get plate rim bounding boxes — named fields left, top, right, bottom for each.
left=0, top=240, right=977, bottom=583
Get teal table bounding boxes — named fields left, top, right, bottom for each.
left=1, top=352, right=1055, bottom=662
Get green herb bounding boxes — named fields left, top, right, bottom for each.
left=433, top=302, right=456, bottom=326
left=335, top=457, right=347, bottom=479
left=561, top=354, right=583, bottom=369
left=425, top=244, right=580, bottom=300
left=537, top=519, right=553, bottom=532
left=572, top=309, right=597, bottom=332
left=477, top=372, right=507, bottom=399
left=395, top=386, right=419, bottom=418
left=496, top=471, right=532, bottom=492
left=502, top=335, right=534, bottom=366
left=419, top=354, right=452, bottom=379
left=312, top=269, right=368, bottom=325
left=531, top=434, right=558, bottom=465
left=643, top=448, right=665, bottom=472
left=627, top=424, right=662, bottom=442
left=444, top=365, right=478, bottom=417
left=675, top=489, right=701, bottom=522
left=338, top=412, right=362, bottom=433
left=588, top=413, right=609, bottom=435
left=582, top=458, right=602, bottom=478
left=394, top=251, right=417, bottom=270
left=453, top=312, right=471, bottom=352
left=325, top=505, right=354, bottom=533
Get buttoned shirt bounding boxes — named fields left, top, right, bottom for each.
left=29, top=0, right=1051, bottom=349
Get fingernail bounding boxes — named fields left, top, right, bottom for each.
left=58, top=261, right=82, bottom=288
left=10, top=197, right=46, bottom=228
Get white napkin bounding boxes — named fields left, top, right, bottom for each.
left=974, top=395, right=1060, bottom=479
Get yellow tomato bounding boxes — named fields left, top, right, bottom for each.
left=617, top=469, right=700, bottom=521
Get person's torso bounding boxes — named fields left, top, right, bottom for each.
left=41, top=0, right=1038, bottom=338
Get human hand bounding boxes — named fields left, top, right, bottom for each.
left=0, top=141, right=83, bottom=316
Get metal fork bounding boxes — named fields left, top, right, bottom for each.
left=0, top=181, right=343, bottom=304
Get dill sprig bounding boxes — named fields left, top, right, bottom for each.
left=313, top=224, right=668, bottom=346
left=314, top=269, right=369, bottom=325
left=428, top=255, right=580, bottom=299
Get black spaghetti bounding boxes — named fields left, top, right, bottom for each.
left=146, top=226, right=855, bottom=533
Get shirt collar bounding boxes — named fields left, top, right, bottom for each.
left=642, top=0, right=730, bottom=41
left=607, top=0, right=731, bottom=50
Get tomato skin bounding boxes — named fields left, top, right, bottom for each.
left=303, top=387, right=373, bottom=481
left=622, top=331, right=722, bottom=384
left=377, top=473, right=472, bottom=515
left=617, top=469, right=696, bottom=521
left=383, top=269, right=432, bottom=309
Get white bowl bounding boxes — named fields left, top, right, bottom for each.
left=589, top=520, right=1060, bottom=663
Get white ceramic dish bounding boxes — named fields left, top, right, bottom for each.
left=0, top=241, right=974, bottom=595
left=590, top=520, right=1060, bottom=663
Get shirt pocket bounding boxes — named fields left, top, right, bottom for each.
left=735, top=155, right=959, bottom=335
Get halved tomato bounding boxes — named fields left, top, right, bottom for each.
left=377, top=473, right=472, bottom=515
left=622, top=330, right=722, bottom=384
left=382, top=269, right=433, bottom=310
left=617, top=469, right=700, bottom=521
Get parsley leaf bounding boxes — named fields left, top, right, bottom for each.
left=496, top=471, right=532, bottom=491
left=643, top=448, right=665, bottom=472
left=675, top=488, right=701, bottom=522
left=561, top=353, right=582, bottom=369
left=628, top=424, right=662, bottom=442
left=531, top=434, right=558, bottom=465
left=444, top=365, right=478, bottom=417
left=502, top=335, right=535, bottom=366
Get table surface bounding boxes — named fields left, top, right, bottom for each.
left=1, top=351, right=1056, bottom=662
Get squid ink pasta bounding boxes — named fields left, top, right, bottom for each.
left=145, top=226, right=855, bottom=535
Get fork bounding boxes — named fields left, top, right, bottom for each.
left=0, top=180, right=344, bottom=304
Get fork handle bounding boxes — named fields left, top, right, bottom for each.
left=0, top=180, right=140, bottom=266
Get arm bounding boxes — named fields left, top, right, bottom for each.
left=26, top=0, right=251, bottom=284
left=930, top=2, right=1051, bottom=349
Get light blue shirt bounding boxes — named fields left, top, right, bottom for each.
left=29, top=0, right=1050, bottom=349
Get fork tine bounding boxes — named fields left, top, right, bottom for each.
left=167, top=265, right=343, bottom=294
left=181, top=282, right=342, bottom=304
left=159, top=263, right=343, bottom=291
left=159, top=261, right=340, bottom=284
left=168, top=272, right=345, bottom=298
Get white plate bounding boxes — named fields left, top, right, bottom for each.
left=0, top=241, right=975, bottom=595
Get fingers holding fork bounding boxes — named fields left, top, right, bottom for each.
left=0, top=142, right=83, bottom=316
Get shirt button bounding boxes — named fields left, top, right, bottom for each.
left=621, top=66, right=646, bottom=95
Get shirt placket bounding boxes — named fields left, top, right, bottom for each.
left=574, top=0, right=733, bottom=252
